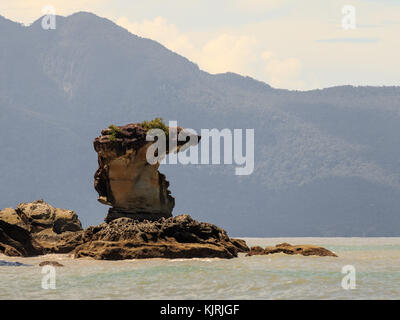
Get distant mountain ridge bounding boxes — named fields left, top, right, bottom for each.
left=1, top=12, right=400, bottom=236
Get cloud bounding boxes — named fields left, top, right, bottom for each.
left=117, top=16, right=195, bottom=56
left=198, top=34, right=258, bottom=74
left=233, top=0, right=287, bottom=11
left=117, top=16, right=259, bottom=75
left=262, top=51, right=303, bottom=88
left=316, top=37, right=380, bottom=43
left=116, top=16, right=305, bottom=89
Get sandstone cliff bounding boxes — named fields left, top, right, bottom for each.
left=93, top=122, right=199, bottom=222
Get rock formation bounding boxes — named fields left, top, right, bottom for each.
left=93, top=122, right=200, bottom=222
left=0, top=201, right=337, bottom=260
left=0, top=122, right=337, bottom=261
left=0, top=121, right=249, bottom=260
left=39, top=261, right=64, bottom=267
left=246, top=242, right=337, bottom=257
left=0, top=200, right=248, bottom=259
left=10, top=199, right=83, bottom=234
left=0, top=219, right=43, bottom=257
left=0, top=200, right=83, bottom=256
left=74, top=214, right=248, bottom=260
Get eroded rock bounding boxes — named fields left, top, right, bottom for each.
left=246, top=243, right=337, bottom=257
left=93, top=123, right=200, bottom=222
left=0, top=201, right=248, bottom=260
left=39, top=261, right=64, bottom=267
left=74, top=214, right=249, bottom=260
left=0, top=220, right=43, bottom=257
left=0, top=200, right=83, bottom=256
left=0, top=200, right=83, bottom=235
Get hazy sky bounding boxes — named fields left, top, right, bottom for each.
left=1, top=0, right=399, bottom=90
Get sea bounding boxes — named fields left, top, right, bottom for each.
left=1, top=237, right=399, bottom=300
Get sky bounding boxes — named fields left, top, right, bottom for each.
left=1, top=0, right=399, bottom=90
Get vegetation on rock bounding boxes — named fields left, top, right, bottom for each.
left=140, top=117, right=169, bottom=137
left=108, top=124, right=122, bottom=141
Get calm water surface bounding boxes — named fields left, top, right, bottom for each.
left=1, top=237, right=399, bottom=299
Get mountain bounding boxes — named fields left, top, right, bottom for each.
left=1, top=12, right=400, bottom=236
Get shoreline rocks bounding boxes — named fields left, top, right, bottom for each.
left=0, top=200, right=83, bottom=235
left=246, top=242, right=337, bottom=257
left=0, top=219, right=43, bottom=257
left=0, top=122, right=339, bottom=261
left=0, top=201, right=248, bottom=260
left=0, top=200, right=83, bottom=257
left=74, top=214, right=248, bottom=260
left=1, top=201, right=338, bottom=260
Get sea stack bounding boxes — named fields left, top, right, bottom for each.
left=1, top=121, right=250, bottom=260
left=93, top=121, right=200, bottom=222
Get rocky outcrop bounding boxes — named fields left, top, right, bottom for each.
left=0, top=200, right=83, bottom=256
left=0, top=201, right=248, bottom=260
left=74, top=214, right=248, bottom=260
left=0, top=220, right=43, bottom=257
left=0, top=122, right=249, bottom=260
left=39, top=261, right=64, bottom=267
left=0, top=201, right=336, bottom=260
left=93, top=123, right=200, bottom=222
left=0, top=200, right=82, bottom=235
left=246, top=242, right=337, bottom=257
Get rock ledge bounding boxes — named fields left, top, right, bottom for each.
left=74, top=214, right=248, bottom=260
left=246, top=242, right=337, bottom=257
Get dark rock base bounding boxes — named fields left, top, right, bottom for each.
left=105, top=208, right=172, bottom=223
left=0, top=220, right=43, bottom=257
left=1, top=212, right=248, bottom=260
left=75, top=215, right=249, bottom=260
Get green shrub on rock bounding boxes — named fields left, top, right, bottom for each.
left=108, top=124, right=122, bottom=141
left=140, top=117, right=169, bottom=137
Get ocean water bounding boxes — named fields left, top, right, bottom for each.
left=1, top=237, right=400, bottom=300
